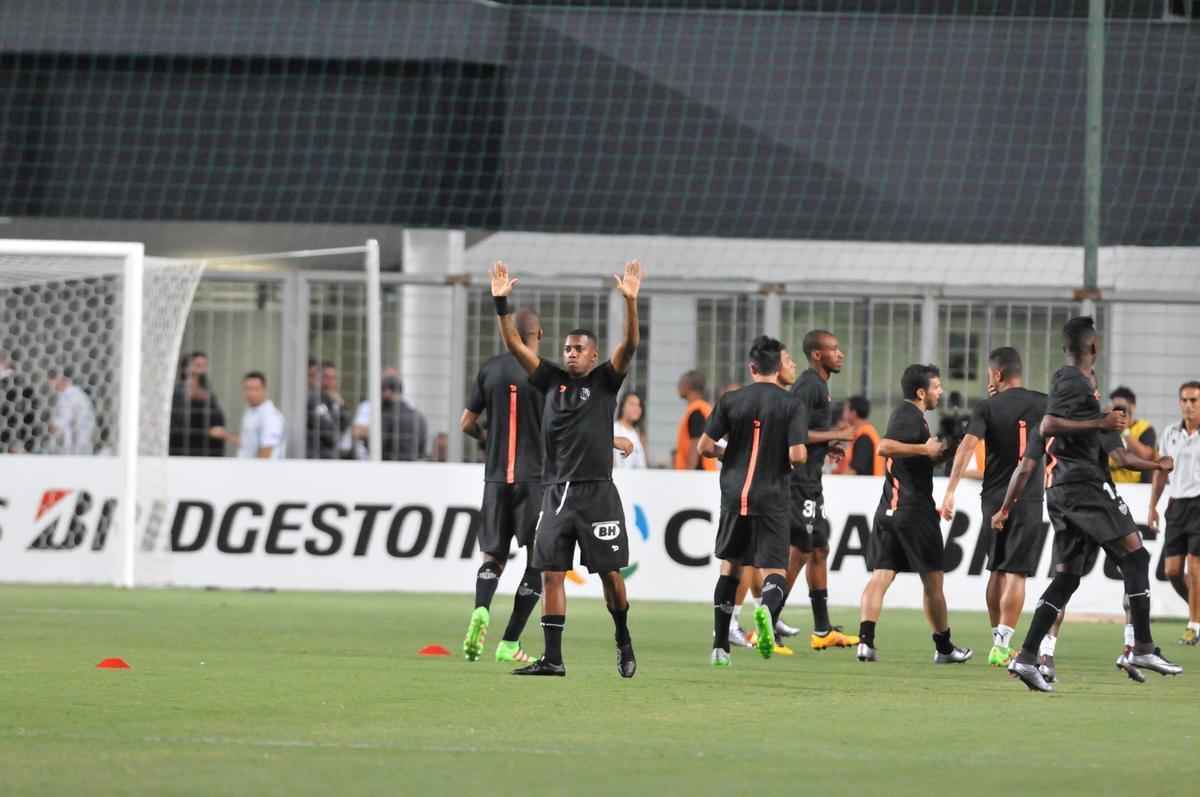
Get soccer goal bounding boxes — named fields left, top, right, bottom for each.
left=0, top=240, right=205, bottom=587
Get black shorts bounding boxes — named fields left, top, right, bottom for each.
left=789, top=486, right=831, bottom=552
left=981, top=498, right=1048, bottom=577
left=868, top=505, right=944, bottom=574
left=1046, top=482, right=1140, bottom=575
left=533, top=481, right=628, bottom=574
left=716, top=509, right=789, bottom=569
left=1163, top=496, right=1200, bottom=558
left=479, top=481, right=543, bottom=557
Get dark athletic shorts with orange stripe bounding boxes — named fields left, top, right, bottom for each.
left=980, top=498, right=1047, bottom=577
left=868, top=504, right=944, bottom=573
left=716, top=508, right=789, bottom=569
left=479, top=481, right=544, bottom=557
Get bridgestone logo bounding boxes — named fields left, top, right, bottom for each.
left=592, top=522, right=620, bottom=541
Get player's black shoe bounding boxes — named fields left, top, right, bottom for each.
left=617, top=642, right=637, bottom=679
left=512, top=658, right=566, bottom=677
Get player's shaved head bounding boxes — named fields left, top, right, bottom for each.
left=802, top=329, right=834, bottom=359
left=514, top=308, right=542, bottom=343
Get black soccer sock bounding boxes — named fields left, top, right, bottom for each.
left=713, top=575, right=739, bottom=651
left=610, top=607, right=631, bottom=646
left=810, top=589, right=831, bottom=633
left=474, top=561, right=503, bottom=609
left=761, top=574, right=788, bottom=626
left=858, top=620, right=876, bottom=648
left=1120, top=548, right=1154, bottom=648
left=932, top=628, right=955, bottom=655
left=1169, top=572, right=1189, bottom=604
left=1020, top=573, right=1080, bottom=657
left=541, top=614, right=565, bottom=665
left=502, top=567, right=542, bottom=642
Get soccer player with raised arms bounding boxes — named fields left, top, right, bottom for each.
left=489, top=259, right=642, bottom=679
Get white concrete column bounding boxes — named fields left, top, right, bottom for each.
left=400, top=230, right=465, bottom=459
left=646, top=295, right=698, bottom=468
left=919, top=291, right=939, bottom=365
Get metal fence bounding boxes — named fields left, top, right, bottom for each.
left=161, top=268, right=1145, bottom=470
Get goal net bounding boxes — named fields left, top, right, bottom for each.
left=0, top=240, right=204, bottom=586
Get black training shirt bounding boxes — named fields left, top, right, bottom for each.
left=467, top=353, right=545, bottom=483
left=705, top=381, right=807, bottom=515
left=530, top=359, right=624, bottom=484
left=879, top=401, right=935, bottom=511
left=790, top=368, right=832, bottom=495
left=965, top=387, right=1047, bottom=505
left=1044, top=365, right=1107, bottom=487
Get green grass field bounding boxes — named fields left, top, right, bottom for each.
left=1, top=585, right=1196, bottom=796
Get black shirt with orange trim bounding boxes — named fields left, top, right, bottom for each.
left=879, top=401, right=935, bottom=511
left=704, top=382, right=808, bottom=515
left=1043, top=365, right=1107, bottom=488
left=467, top=353, right=545, bottom=484
left=965, top=386, right=1047, bottom=506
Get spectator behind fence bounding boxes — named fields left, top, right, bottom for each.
left=1109, top=386, right=1157, bottom=484
left=235, top=372, right=286, bottom=459
left=1, top=352, right=42, bottom=453
left=613, top=390, right=648, bottom=469
left=46, top=368, right=96, bottom=455
left=835, top=395, right=883, bottom=476
left=169, top=351, right=227, bottom=456
left=306, top=359, right=340, bottom=458
left=351, top=375, right=428, bottom=461
left=674, top=369, right=716, bottom=471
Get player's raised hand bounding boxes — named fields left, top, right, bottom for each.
left=614, top=259, right=643, bottom=299
left=490, top=260, right=518, bottom=297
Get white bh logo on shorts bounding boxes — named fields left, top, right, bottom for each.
left=579, top=387, right=591, bottom=402
left=593, top=521, right=620, bottom=541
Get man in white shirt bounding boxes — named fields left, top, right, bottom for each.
left=48, top=368, right=96, bottom=455
left=235, top=372, right=286, bottom=459
left=1149, top=380, right=1200, bottom=645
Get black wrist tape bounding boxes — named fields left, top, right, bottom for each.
left=493, top=296, right=510, bottom=316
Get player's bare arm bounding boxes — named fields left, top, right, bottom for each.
left=613, top=436, right=634, bottom=458
left=697, top=432, right=722, bottom=460
left=1110, top=447, right=1172, bottom=476
left=610, top=260, right=642, bottom=375
left=992, top=456, right=1038, bottom=529
left=789, top=442, right=808, bottom=466
left=490, top=261, right=541, bottom=375
left=940, top=432, right=982, bottom=520
left=460, top=409, right=485, bottom=442
left=807, top=428, right=855, bottom=444
left=1148, top=462, right=1170, bottom=530
left=1040, top=408, right=1127, bottom=437
left=878, top=437, right=945, bottom=460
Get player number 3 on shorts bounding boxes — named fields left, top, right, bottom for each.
left=593, top=522, right=621, bottom=540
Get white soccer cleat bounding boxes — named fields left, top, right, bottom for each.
left=933, top=646, right=974, bottom=664
left=728, top=624, right=754, bottom=649
left=774, top=619, right=801, bottom=638
left=856, top=642, right=878, bottom=662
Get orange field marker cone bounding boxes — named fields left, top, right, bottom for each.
left=418, top=645, right=451, bottom=657
left=96, top=658, right=131, bottom=669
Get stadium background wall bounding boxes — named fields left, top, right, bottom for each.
left=0, top=457, right=1185, bottom=618
left=1, top=1, right=1198, bottom=244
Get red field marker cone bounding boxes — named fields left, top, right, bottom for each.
left=96, top=658, right=131, bottom=669
left=418, top=645, right=451, bottom=657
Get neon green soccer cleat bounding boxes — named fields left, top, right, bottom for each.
left=463, top=606, right=490, bottom=662
left=495, top=639, right=534, bottom=664
left=753, top=605, right=775, bottom=660
left=988, top=644, right=1015, bottom=667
